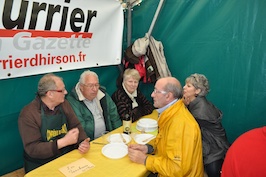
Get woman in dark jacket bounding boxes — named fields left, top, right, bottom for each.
left=183, top=73, right=230, bottom=177
left=112, top=68, right=154, bottom=122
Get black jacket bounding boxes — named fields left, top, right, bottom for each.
left=187, top=96, right=230, bottom=165
left=111, top=87, right=154, bottom=122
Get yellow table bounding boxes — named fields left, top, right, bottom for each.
left=25, top=110, right=158, bottom=177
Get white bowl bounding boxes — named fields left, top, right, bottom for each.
left=136, top=118, right=158, bottom=132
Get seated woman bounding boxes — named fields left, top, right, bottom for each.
left=112, top=68, right=154, bottom=122
left=183, top=73, right=230, bottom=177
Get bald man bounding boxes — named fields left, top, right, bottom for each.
left=128, top=77, right=204, bottom=177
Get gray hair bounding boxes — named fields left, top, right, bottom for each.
left=38, top=73, right=62, bottom=96
left=185, top=73, right=210, bottom=96
left=163, top=77, right=183, bottom=99
left=79, top=70, right=99, bottom=84
left=123, top=68, right=141, bottom=81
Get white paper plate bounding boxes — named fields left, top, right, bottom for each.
left=108, top=133, right=131, bottom=144
left=136, top=118, right=158, bottom=132
left=138, top=118, right=158, bottom=127
left=134, top=134, right=156, bottom=145
left=102, top=143, right=128, bottom=159
left=136, top=125, right=158, bottom=132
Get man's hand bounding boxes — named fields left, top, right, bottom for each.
left=57, top=128, right=79, bottom=149
left=78, top=138, right=90, bottom=154
left=128, top=144, right=148, bottom=164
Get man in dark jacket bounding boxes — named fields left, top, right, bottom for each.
left=18, top=73, right=90, bottom=173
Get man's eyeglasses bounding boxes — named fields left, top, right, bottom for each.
left=153, top=89, right=168, bottom=94
left=82, top=83, right=100, bottom=89
left=48, top=89, right=65, bottom=93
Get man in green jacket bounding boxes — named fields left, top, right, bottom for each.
left=66, top=70, right=122, bottom=140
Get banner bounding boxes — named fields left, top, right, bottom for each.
left=0, top=0, right=124, bottom=80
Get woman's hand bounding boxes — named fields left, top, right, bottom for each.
left=182, top=97, right=190, bottom=105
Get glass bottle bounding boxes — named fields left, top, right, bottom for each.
left=123, top=113, right=132, bottom=134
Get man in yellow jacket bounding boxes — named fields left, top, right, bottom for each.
left=128, top=77, right=204, bottom=177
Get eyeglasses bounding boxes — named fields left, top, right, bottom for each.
left=47, top=89, right=66, bottom=93
left=82, top=83, right=100, bottom=89
left=153, top=89, right=168, bottom=94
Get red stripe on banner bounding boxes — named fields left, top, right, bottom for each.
left=0, top=29, right=93, bottom=38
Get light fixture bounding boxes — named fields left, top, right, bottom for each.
left=119, top=0, right=142, bottom=10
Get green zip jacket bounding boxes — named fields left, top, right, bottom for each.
left=66, top=85, right=122, bottom=140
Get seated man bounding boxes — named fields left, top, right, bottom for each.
left=128, top=77, right=204, bottom=177
left=66, top=70, right=122, bottom=140
left=18, top=73, right=90, bottom=173
left=221, top=126, right=266, bottom=177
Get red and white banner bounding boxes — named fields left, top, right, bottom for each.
left=0, top=0, right=124, bottom=80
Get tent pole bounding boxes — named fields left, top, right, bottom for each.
left=127, top=2, right=132, bottom=47
left=147, top=0, right=165, bottom=37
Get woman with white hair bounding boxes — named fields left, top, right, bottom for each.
left=112, top=68, right=154, bottom=122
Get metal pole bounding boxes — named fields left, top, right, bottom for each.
left=127, top=2, right=132, bottom=47
left=147, top=0, right=165, bottom=37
